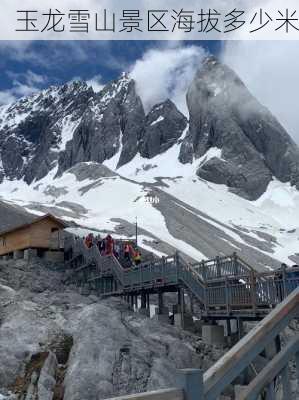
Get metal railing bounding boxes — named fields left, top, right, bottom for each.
left=203, top=287, right=299, bottom=399
left=64, top=233, right=299, bottom=316
left=190, top=253, right=254, bottom=282
left=102, top=369, right=201, bottom=400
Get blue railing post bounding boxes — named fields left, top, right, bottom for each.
left=216, top=256, right=221, bottom=278
left=232, top=252, right=238, bottom=275
left=225, top=277, right=230, bottom=313
left=204, top=285, right=208, bottom=312
left=282, top=264, right=287, bottom=298
left=162, top=256, right=165, bottom=282
left=175, top=251, right=179, bottom=282
left=201, top=260, right=207, bottom=281
left=296, top=351, right=299, bottom=391
left=176, top=369, right=204, bottom=400
left=250, top=271, right=257, bottom=312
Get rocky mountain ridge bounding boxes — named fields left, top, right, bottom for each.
left=0, top=56, right=299, bottom=201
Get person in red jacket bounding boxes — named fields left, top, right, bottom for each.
left=105, top=234, right=114, bottom=255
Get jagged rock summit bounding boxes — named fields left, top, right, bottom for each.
left=57, top=73, right=145, bottom=174
left=1, top=57, right=299, bottom=200
left=180, top=56, right=299, bottom=200
left=0, top=73, right=187, bottom=185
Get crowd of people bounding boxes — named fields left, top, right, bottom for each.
left=83, top=233, right=142, bottom=268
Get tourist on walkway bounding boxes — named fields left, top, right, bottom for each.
left=84, top=233, right=93, bottom=249
left=124, top=243, right=131, bottom=261
left=133, top=250, right=141, bottom=266
left=105, top=234, right=114, bottom=255
left=98, top=239, right=106, bottom=255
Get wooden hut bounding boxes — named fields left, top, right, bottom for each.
left=0, top=213, right=67, bottom=260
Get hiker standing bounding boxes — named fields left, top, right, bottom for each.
left=133, top=250, right=141, bottom=266
left=98, top=239, right=106, bottom=255
left=105, top=234, right=114, bottom=255
left=85, top=233, right=93, bottom=249
left=113, top=241, right=121, bottom=259
left=124, top=243, right=131, bottom=261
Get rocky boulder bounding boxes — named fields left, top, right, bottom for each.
left=0, top=259, right=224, bottom=400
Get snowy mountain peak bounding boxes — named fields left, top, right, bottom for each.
left=179, top=55, right=299, bottom=200
left=1, top=56, right=299, bottom=203
left=1, top=57, right=299, bottom=269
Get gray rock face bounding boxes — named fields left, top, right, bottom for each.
left=37, top=352, right=58, bottom=400
left=139, top=100, right=187, bottom=159
left=0, top=74, right=188, bottom=188
left=196, top=157, right=272, bottom=200
left=180, top=56, right=299, bottom=200
left=57, top=74, right=145, bottom=175
left=118, top=78, right=146, bottom=167
left=67, top=162, right=117, bottom=181
left=63, top=300, right=202, bottom=400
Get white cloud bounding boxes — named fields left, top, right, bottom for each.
left=221, top=41, right=299, bottom=144
left=0, top=90, right=16, bottom=105
left=0, top=71, right=43, bottom=105
left=7, top=69, right=47, bottom=86
left=130, top=45, right=207, bottom=115
left=86, top=74, right=104, bottom=92
left=12, top=82, right=39, bottom=97
left=25, top=70, right=47, bottom=85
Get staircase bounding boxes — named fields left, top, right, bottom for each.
left=64, top=233, right=299, bottom=318
left=64, top=233, right=299, bottom=398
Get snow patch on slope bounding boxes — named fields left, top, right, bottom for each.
left=1, top=150, right=299, bottom=265
left=0, top=165, right=206, bottom=260
left=151, top=116, right=164, bottom=126
left=256, top=180, right=296, bottom=207
left=56, top=116, right=81, bottom=151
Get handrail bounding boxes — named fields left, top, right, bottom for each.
left=203, top=287, right=299, bottom=399
left=104, top=388, right=183, bottom=400
left=239, top=335, right=299, bottom=400
left=65, top=233, right=299, bottom=315
left=99, top=369, right=202, bottom=400
left=190, top=253, right=255, bottom=282
left=177, top=253, right=206, bottom=304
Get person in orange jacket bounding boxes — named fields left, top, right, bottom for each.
left=133, top=250, right=141, bottom=265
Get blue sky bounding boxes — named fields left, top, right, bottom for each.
left=0, top=41, right=221, bottom=104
